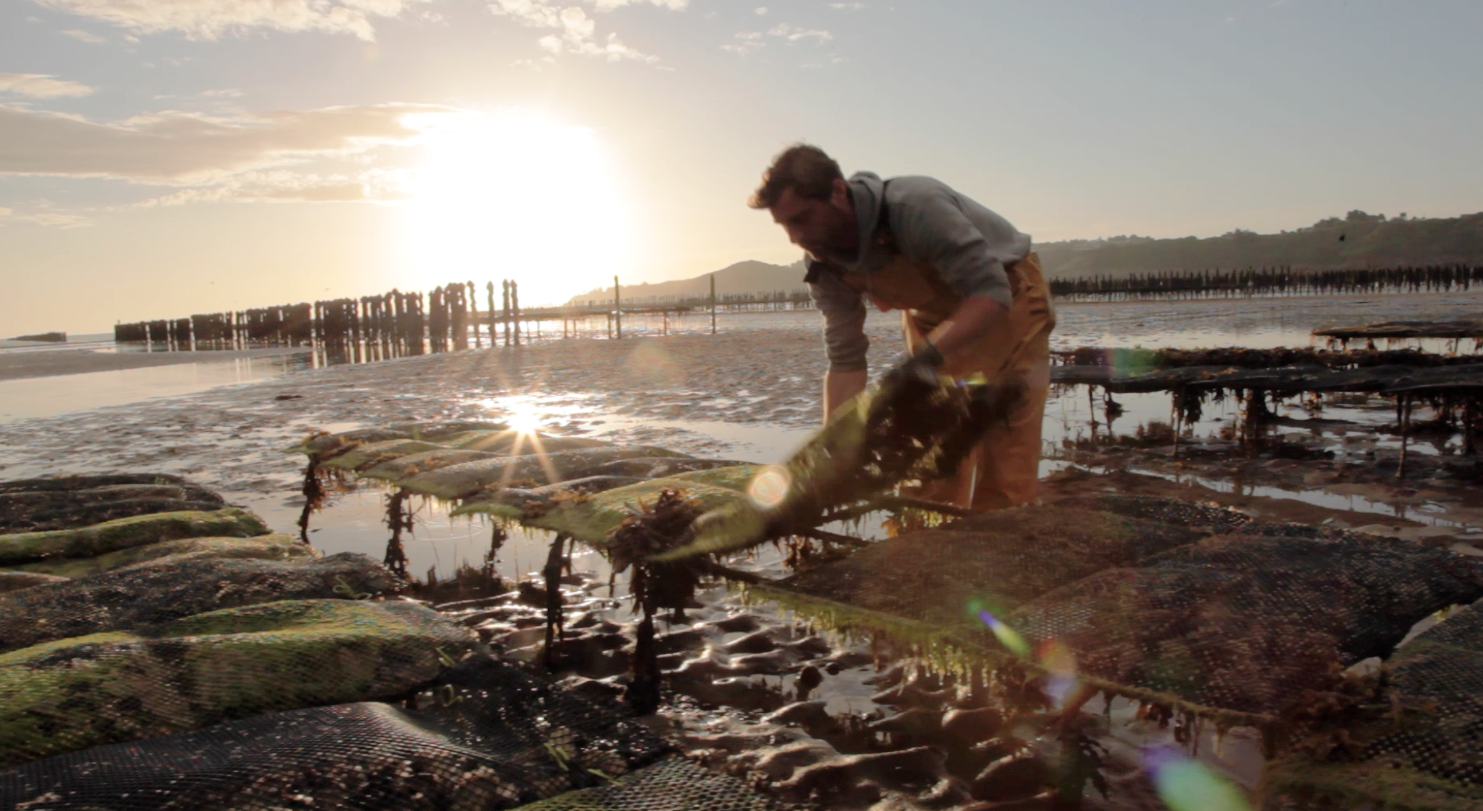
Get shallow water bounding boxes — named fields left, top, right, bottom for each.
left=0, top=353, right=312, bottom=425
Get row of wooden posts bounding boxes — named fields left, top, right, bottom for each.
left=113, top=275, right=729, bottom=352
left=1049, top=263, right=1483, bottom=300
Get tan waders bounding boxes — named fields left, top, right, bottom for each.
left=843, top=252, right=1056, bottom=510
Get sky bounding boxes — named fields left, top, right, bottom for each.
left=1, top=0, right=1481, bottom=334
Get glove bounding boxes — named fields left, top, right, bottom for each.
left=882, top=342, right=945, bottom=392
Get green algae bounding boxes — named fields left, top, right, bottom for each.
left=0, top=508, right=271, bottom=566
left=665, top=464, right=759, bottom=492
left=1263, top=757, right=1483, bottom=811
left=318, top=439, right=445, bottom=471
left=290, top=421, right=511, bottom=456
left=0, top=599, right=476, bottom=768
left=360, top=448, right=499, bottom=482
left=14, top=533, right=311, bottom=578
left=397, top=447, right=684, bottom=501
left=744, top=581, right=1276, bottom=731
left=525, top=480, right=750, bottom=545
left=0, top=571, right=67, bottom=594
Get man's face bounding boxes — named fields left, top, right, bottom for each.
left=770, top=180, right=857, bottom=262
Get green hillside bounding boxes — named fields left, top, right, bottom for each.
left=1036, top=211, right=1483, bottom=280
left=570, top=211, right=1483, bottom=303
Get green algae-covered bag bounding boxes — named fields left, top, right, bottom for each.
left=398, top=446, right=687, bottom=501
left=317, top=439, right=446, bottom=472
left=528, top=467, right=759, bottom=546
left=0, top=508, right=270, bottom=566
left=0, top=599, right=477, bottom=768
left=452, top=465, right=759, bottom=545
left=0, top=552, right=400, bottom=653
left=13, top=533, right=312, bottom=578
left=658, top=376, right=1023, bottom=561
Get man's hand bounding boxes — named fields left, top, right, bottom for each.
left=881, top=341, right=945, bottom=393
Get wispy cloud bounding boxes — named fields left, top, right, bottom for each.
left=723, top=22, right=832, bottom=54
left=721, top=30, right=763, bottom=55
left=32, top=0, right=433, bottom=42
left=138, top=169, right=411, bottom=205
left=0, top=73, right=95, bottom=99
left=58, top=28, right=107, bottom=43
left=768, top=23, right=831, bottom=42
left=0, top=207, right=92, bottom=228
left=489, top=0, right=678, bottom=62
left=0, top=102, right=456, bottom=184
left=829, top=2, right=865, bottom=9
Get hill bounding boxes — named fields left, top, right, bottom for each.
left=568, top=211, right=1483, bottom=303
left=1035, top=211, right=1483, bottom=280
left=568, top=259, right=807, bottom=305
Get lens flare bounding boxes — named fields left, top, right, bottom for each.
left=508, top=403, right=541, bottom=435
left=1037, top=638, right=1080, bottom=707
left=748, top=467, right=791, bottom=509
left=1145, top=747, right=1251, bottom=811
left=977, top=609, right=1030, bottom=656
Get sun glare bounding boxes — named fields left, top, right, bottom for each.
left=508, top=402, right=542, bottom=435
left=401, top=111, right=630, bottom=306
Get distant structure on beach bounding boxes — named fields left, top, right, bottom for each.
left=11, top=332, right=65, bottom=343
left=112, top=274, right=729, bottom=357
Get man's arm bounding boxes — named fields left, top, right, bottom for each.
left=890, top=184, right=1021, bottom=364
left=928, top=294, right=1008, bottom=359
left=823, top=368, right=868, bottom=423
left=809, top=269, right=870, bottom=423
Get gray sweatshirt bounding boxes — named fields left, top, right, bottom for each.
left=805, top=172, right=1032, bottom=372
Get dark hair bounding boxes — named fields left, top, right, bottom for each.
left=748, top=144, right=843, bottom=209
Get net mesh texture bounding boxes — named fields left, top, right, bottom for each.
left=0, top=654, right=677, bottom=811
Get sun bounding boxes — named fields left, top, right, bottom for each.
left=507, top=401, right=542, bottom=436
left=400, top=111, right=630, bottom=307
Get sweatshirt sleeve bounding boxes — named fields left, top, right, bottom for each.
left=808, top=270, right=870, bottom=372
left=891, top=186, right=1014, bottom=311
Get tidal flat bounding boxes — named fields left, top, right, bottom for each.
left=4, top=291, right=1483, bottom=809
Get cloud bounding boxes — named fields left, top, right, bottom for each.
left=137, top=169, right=411, bottom=205
left=754, top=6, right=767, bottom=14
left=723, top=23, right=831, bottom=54
left=721, top=30, right=763, bottom=54
left=590, top=0, right=686, bottom=9
left=491, top=0, right=665, bottom=63
left=768, top=23, right=831, bottom=42
left=32, top=0, right=433, bottom=42
left=0, top=73, right=95, bottom=99
left=829, top=2, right=865, bottom=9
left=0, top=102, right=457, bottom=184
left=0, top=207, right=92, bottom=228
left=59, top=28, right=107, bottom=43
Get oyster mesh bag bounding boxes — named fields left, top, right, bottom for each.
left=0, top=654, right=681, bottom=811
left=764, top=498, right=1483, bottom=722
left=1265, top=597, right=1483, bottom=810
left=1006, top=533, right=1483, bottom=718
left=664, top=372, right=1025, bottom=560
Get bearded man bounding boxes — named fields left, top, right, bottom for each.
left=751, top=144, right=1056, bottom=510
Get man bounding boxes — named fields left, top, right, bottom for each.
left=750, top=144, right=1055, bottom=510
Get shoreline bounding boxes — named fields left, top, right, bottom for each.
left=0, top=346, right=308, bottom=383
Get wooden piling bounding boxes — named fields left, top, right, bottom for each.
left=511, top=281, right=521, bottom=347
